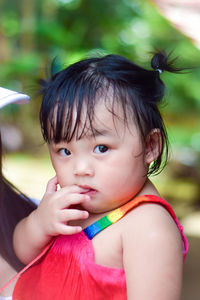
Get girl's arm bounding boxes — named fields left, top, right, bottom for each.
left=122, top=203, right=183, bottom=300
left=13, top=177, right=89, bottom=264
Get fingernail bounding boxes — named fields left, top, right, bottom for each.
left=85, top=195, right=90, bottom=201
left=77, top=226, right=82, bottom=232
left=83, top=210, right=89, bottom=219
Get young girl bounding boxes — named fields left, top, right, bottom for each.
left=0, top=88, right=37, bottom=299
left=12, top=51, right=188, bottom=299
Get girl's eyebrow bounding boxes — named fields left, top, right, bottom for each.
left=86, top=128, right=114, bottom=138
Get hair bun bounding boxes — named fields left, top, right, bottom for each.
left=151, top=50, right=183, bottom=74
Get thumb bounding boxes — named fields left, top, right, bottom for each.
left=46, top=176, right=58, bottom=193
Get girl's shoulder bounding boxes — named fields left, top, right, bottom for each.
left=120, top=195, right=184, bottom=258
left=121, top=196, right=185, bottom=299
left=122, top=195, right=181, bottom=237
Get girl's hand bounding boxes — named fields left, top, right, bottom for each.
left=13, top=176, right=90, bottom=264
left=33, top=176, right=89, bottom=238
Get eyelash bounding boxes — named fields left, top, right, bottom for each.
left=58, top=144, right=109, bottom=157
left=93, top=145, right=109, bottom=154
left=59, top=148, right=71, bottom=156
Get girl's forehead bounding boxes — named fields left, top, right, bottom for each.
left=74, top=99, right=135, bottom=137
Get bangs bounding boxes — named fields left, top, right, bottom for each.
left=40, top=68, right=130, bottom=144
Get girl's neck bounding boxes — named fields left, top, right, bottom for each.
left=135, top=178, right=160, bottom=198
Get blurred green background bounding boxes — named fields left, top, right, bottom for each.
left=1, top=0, right=200, bottom=211
left=0, top=0, right=200, bottom=298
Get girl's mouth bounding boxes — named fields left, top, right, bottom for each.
left=79, top=186, right=97, bottom=196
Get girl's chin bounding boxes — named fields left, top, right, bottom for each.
left=82, top=204, right=114, bottom=215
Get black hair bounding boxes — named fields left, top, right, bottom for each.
left=40, top=50, right=181, bottom=175
left=0, top=134, right=37, bottom=271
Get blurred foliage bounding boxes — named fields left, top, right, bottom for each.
left=0, top=0, right=200, bottom=152
left=1, top=0, right=200, bottom=211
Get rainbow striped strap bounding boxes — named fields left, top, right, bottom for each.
left=83, top=194, right=188, bottom=262
left=84, top=195, right=151, bottom=240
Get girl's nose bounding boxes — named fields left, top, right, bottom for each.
left=73, top=159, right=94, bottom=176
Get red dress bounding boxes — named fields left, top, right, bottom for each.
left=12, top=195, right=188, bottom=300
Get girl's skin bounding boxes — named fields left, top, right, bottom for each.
left=13, top=99, right=183, bottom=300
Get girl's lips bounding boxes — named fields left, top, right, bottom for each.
left=79, top=186, right=97, bottom=196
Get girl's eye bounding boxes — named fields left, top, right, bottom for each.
left=94, top=145, right=108, bottom=154
left=59, top=148, right=71, bottom=156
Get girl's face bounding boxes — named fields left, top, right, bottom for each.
left=48, top=100, right=149, bottom=213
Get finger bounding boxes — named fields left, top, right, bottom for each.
left=58, top=193, right=90, bottom=209
left=58, top=184, right=91, bottom=195
left=59, top=209, right=89, bottom=223
left=46, top=176, right=58, bottom=193
left=56, top=224, right=83, bottom=236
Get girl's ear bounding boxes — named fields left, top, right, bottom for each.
left=145, top=129, right=162, bottom=164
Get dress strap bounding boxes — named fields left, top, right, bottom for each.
left=83, top=195, right=184, bottom=240
left=83, top=195, right=158, bottom=239
left=83, top=194, right=188, bottom=261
